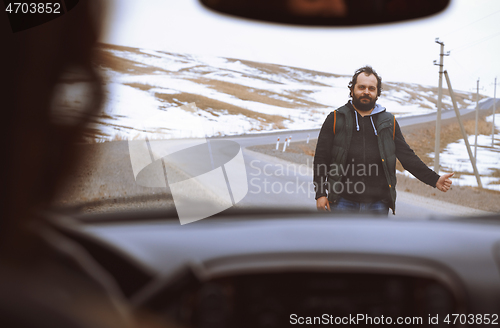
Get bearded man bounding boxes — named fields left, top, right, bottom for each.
left=313, top=66, right=453, bottom=215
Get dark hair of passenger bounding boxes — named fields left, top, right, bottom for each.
left=348, top=66, right=383, bottom=97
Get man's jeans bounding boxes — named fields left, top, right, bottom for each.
left=332, top=197, right=389, bottom=216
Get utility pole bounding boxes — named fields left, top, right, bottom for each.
left=475, top=79, right=479, bottom=160
left=493, top=77, right=497, bottom=147
left=433, top=39, right=449, bottom=174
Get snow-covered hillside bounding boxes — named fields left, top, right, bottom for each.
left=59, top=43, right=478, bottom=141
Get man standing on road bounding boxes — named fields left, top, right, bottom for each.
left=313, top=66, right=453, bottom=215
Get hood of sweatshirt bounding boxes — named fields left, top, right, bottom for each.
left=348, top=101, right=386, bottom=135
left=367, top=103, right=386, bottom=115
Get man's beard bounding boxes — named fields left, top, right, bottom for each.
left=352, top=94, right=377, bottom=112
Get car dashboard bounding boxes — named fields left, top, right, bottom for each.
left=51, top=210, right=500, bottom=327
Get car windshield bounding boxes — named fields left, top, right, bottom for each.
left=51, top=0, right=500, bottom=223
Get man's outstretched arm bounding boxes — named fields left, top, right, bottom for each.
left=394, top=120, right=453, bottom=192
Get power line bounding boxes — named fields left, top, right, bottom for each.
left=449, top=56, right=476, bottom=80
left=442, top=8, right=500, bottom=37
left=450, top=31, right=500, bottom=52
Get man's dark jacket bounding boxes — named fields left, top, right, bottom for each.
left=313, top=102, right=440, bottom=214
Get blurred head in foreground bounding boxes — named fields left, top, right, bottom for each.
left=1, top=0, right=102, bottom=248
left=0, top=2, right=163, bottom=328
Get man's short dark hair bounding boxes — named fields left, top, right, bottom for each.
left=348, top=66, right=382, bottom=98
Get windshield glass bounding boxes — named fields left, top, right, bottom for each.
left=51, top=0, right=500, bottom=223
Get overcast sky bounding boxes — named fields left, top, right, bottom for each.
left=101, top=0, right=500, bottom=97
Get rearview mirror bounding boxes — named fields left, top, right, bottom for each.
left=199, top=0, right=451, bottom=26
